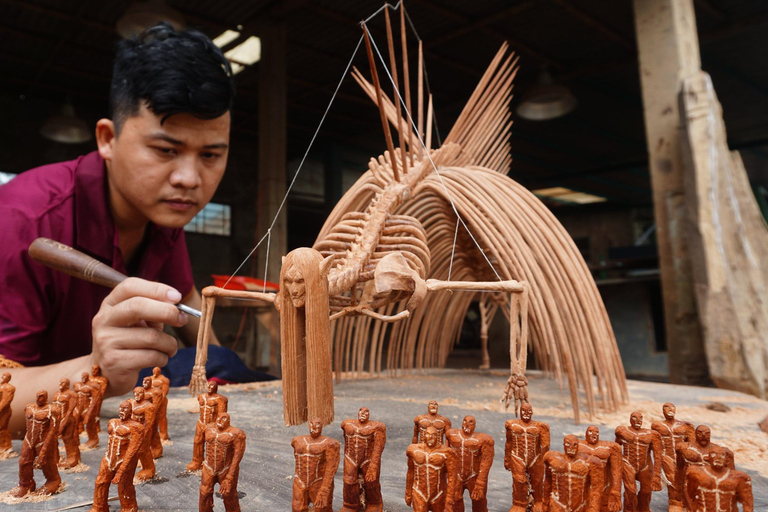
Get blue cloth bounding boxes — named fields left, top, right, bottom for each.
left=137, top=345, right=277, bottom=387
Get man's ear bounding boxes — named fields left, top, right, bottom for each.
left=95, top=119, right=116, bottom=163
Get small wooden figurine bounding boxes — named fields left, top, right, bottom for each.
left=0, top=373, right=15, bottom=457
left=406, top=425, right=457, bottom=511
left=151, top=366, right=171, bottom=441
left=577, top=425, right=622, bottom=512
left=128, top=386, right=156, bottom=481
left=87, top=400, right=144, bottom=512
left=142, top=375, right=164, bottom=459
left=685, top=445, right=753, bottom=512
left=445, top=415, right=494, bottom=512
left=504, top=402, right=550, bottom=512
left=188, top=381, right=228, bottom=472
left=200, top=413, right=245, bottom=512
left=340, top=407, right=386, bottom=512
left=291, top=416, right=340, bottom=512
left=650, top=402, right=694, bottom=512
left=413, top=400, right=452, bottom=445
left=89, top=365, right=108, bottom=433
left=11, top=390, right=62, bottom=497
left=543, top=435, right=603, bottom=512
left=74, top=372, right=98, bottom=449
left=53, top=378, right=80, bottom=469
left=614, top=411, right=662, bottom=512
left=676, top=424, right=735, bottom=510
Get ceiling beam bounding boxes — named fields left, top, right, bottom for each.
left=550, top=0, right=635, bottom=50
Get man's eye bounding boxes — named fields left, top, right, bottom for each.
left=154, top=147, right=176, bottom=155
left=202, top=152, right=221, bottom=160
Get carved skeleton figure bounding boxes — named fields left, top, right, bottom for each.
left=577, top=425, right=621, bottom=512
left=88, top=400, right=144, bottom=512
left=676, top=424, right=735, bottom=511
left=504, top=402, right=550, bottom=512
left=200, top=413, right=245, bottom=512
left=445, top=415, right=494, bottom=512
left=650, top=402, right=693, bottom=512
left=12, top=390, right=61, bottom=497
left=128, top=386, right=157, bottom=481
left=74, top=372, right=98, bottom=448
left=152, top=366, right=171, bottom=441
left=340, top=407, right=386, bottom=512
left=406, top=426, right=458, bottom=512
left=413, top=400, right=451, bottom=445
left=543, top=435, right=603, bottom=512
left=292, top=417, right=340, bottom=512
left=614, top=411, right=662, bottom=512
left=53, top=378, right=80, bottom=469
left=188, top=380, right=228, bottom=472
left=0, top=373, right=15, bottom=454
left=685, top=446, right=753, bottom=512
left=143, top=375, right=164, bottom=459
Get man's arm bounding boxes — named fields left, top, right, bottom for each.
left=176, top=287, right=220, bottom=347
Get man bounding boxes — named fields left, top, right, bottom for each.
left=200, top=413, right=246, bottom=512
left=291, top=417, right=340, bottom=512
left=88, top=400, right=145, bottom=512
left=151, top=366, right=171, bottom=441
left=504, top=402, right=550, bottom=512
left=12, top=390, right=62, bottom=497
left=413, top=400, right=452, bottom=445
left=406, top=426, right=458, bottom=512
left=340, top=406, right=387, bottom=512
left=0, top=22, right=233, bottom=434
left=444, top=415, right=494, bottom=512
left=543, top=435, right=603, bottom=512
left=0, top=373, right=14, bottom=454
left=614, top=411, right=662, bottom=512
left=128, top=386, right=157, bottom=481
left=188, top=380, right=228, bottom=471
left=142, top=375, right=164, bottom=459
left=650, top=403, right=694, bottom=512
left=685, top=445, right=752, bottom=512
left=52, top=378, right=80, bottom=469
left=577, top=425, right=622, bottom=512
left=73, top=372, right=98, bottom=449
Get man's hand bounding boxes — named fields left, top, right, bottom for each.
left=91, top=278, right=186, bottom=396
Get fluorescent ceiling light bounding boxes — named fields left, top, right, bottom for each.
left=213, top=29, right=240, bottom=48
left=533, top=187, right=606, bottom=205
left=225, top=36, right=261, bottom=66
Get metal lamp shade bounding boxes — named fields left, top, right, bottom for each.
left=516, top=70, right=578, bottom=121
left=40, top=104, right=91, bottom=144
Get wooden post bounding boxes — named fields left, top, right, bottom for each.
left=633, top=0, right=708, bottom=385
left=257, top=18, right=287, bottom=375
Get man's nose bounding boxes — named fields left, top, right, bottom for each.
left=169, top=155, right=202, bottom=188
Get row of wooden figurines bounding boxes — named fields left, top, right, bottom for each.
left=1, top=376, right=755, bottom=512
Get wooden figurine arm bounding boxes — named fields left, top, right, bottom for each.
left=476, top=435, right=494, bottom=488
left=405, top=448, right=415, bottom=504
left=0, top=388, right=13, bottom=409
left=444, top=448, right=458, bottom=510
left=587, top=459, right=604, bottom=511
left=608, top=443, right=622, bottom=501
left=738, top=473, right=754, bottom=512
left=650, top=431, right=662, bottom=489
left=541, top=423, right=551, bottom=453
left=412, top=421, right=420, bottom=444
left=542, top=461, right=553, bottom=510
left=369, top=425, right=386, bottom=475
left=320, top=440, right=341, bottom=498
left=219, top=396, right=229, bottom=415
left=504, top=425, right=512, bottom=470
left=115, top=423, right=145, bottom=482
left=224, top=429, right=247, bottom=491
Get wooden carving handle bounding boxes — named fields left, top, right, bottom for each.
left=28, top=237, right=127, bottom=289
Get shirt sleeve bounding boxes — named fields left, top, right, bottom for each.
left=157, top=230, right=195, bottom=298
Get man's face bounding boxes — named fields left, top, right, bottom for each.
left=462, top=416, right=475, bottom=436
left=521, top=404, right=533, bottom=422
left=586, top=425, right=600, bottom=444
left=100, top=104, right=230, bottom=229
left=309, top=418, right=323, bottom=438
left=696, top=427, right=710, bottom=446
left=630, top=413, right=643, bottom=429
left=564, top=436, right=578, bottom=457
left=428, top=401, right=438, bottom=415
left=217, top=414, right=230, bottom=431
left=424, top=429, right=437, bottom=448
left=283, top=267, right=306, bottom=308
left=663, top=403, right=675, bottom=420
left=358, top=408, right=370, bottom=423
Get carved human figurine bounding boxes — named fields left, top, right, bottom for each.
left=89, top=365, right=108, bottom=433
left=200, top=413, right=246, bottom=512
left=53, top=378, right=80, bottom=469
left=577, top=425, right=621, bottom=512
left=413, top=400, right=452, bottom=445
left=0, top=373, right=15, bottom=455
left=11, top=390, right=62, bottom=497
left=543, top=435, right=603, bottom=512
left=143, top=375, right=164, bottom=459
left=444, top=415, right=494, bottom=512
left=614, top=411, right=662, bottom=512
left=292, top=417, right=341, bottom=512
left=152, top=366, right=171, bottom=441
left=676, top=424, right=735, bottom=510
left=188, top=381, right=228, bottom=472
left=650, top=402, right=694, bottom=512
left=128, top=386, right=157, bottom=481
left=340, top=406, right=386, bottom=512
left=504, top=402, right=550, bottom=512
left=74, top=372, right=98, bottom=448
left=87, top=400, right=144, bottom=512
left=406, top=426, right=458, bottom=512
left=685, top=445, right=753, bottom=512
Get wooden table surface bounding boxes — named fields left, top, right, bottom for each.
left=1, top=369, right=766, bottom=511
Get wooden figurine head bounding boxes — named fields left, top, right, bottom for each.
left=629, top=411, right=643, bottom=429
left=695, top=425, right=711, bottom=446
left=36, top=389, right=48, bottom=406
left=423, top=426, right=439, bottom=448
left=119, top=400, right=133, bottom=420
left=662, top=402, right=676, bottom=420
left=1, top=373, right=10, bottom=384
left=563, top=434, right=579, bottom=458
left=462, top=415, right=476, bottom=436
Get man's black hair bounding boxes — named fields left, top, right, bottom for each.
left=110, top=22, right=235, bottom=133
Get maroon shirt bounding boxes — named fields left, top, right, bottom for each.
left=0, top=151, right=194, bottom=366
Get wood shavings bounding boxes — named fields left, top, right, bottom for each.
left=0, top=449, right=18, bottom=461
left=61, top=462, right=89, bottom=474
left=0, top=481, right=66, bottom=504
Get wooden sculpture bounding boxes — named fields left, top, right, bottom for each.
left=676, top=424, right=735, bottom=510
left=200, top=413, right=245, bottom=512
left=73, top=372, right=98, bottom=449
left=444, top=415, right=494, bottom=512
left=151, top=367, right=171, bottom=442
left=504, top=403, right=550, bottom=512
left=142, top=375, right=164, bottom=459
left=614, top=411, right=662, bottom=512
left=89, top=365, right=108, bottom=433
left=188, top=381, right=228, bottom=472
left=405, top=425, right=457, bottom=512
left=685, top=445, right=753, bottom=512
left=88, top=400, right=144, bottom=512
left=412, top=400, right=451, bottom=445
left=543, top=435, right=603, bottom=512
left=292, top=417, right=340, bottom=512
left=128, top=386, right=156, bottom=482
left=650, top=403, right=693, bottom=512
left=11, top=390, right=62, bottom=497
left=0, top=373, right=15, bottom=458
left=53, top=378, right=80, bottom=469
left=577, top=425, right=621, bottom=512
left=340, top=407, right=386, bottom=512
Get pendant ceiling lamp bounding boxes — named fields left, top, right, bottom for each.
left=40, top=103, right=91, bottom=144
left=516, top=69, right=578, bottom=121
left=116, top=0, right=185, bottom=39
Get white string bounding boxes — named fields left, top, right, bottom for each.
left=263, top=230, right=271, bottom=292
left=364, top=1, right=401, bottom=23
left=221, top=230, right=270, bottom=289
left=364, top=25, right=503, bottom=281
left=447, top=217, right=459, bottom=281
